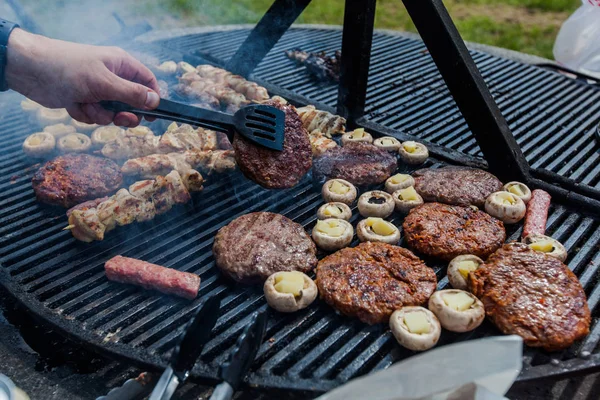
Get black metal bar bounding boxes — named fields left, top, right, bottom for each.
left=336, top=0, right=376, bottom=125
left=401, top=0, right=530, bottom=183
left=225, top=0, right=312, bottom=77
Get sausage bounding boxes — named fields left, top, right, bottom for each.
left=105, top=256, right=200, bottom=299
left=522, top=189, right=551, bottom=240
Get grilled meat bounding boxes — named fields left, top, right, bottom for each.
left=105, top=256, right=200, bottom=299
left=313, top=142, right=397, bottom=186
left=316, top=242, right=437, bottom=324
left=233, top=99, right=312, bottom=189
left=522, top=189, right=551, bottom=240
left=213, top=212, right=317, bottom=284
left=413, top=167, right=503, bottom=207
left=403, top=202, right=506, bottom=261
left=32, top=154, right=122, bottom=208
left=173, top=83, right=220, bottom=110
left=309, top=131, right=338, bottom=156
left=468, top=243, right=590, bottom=351
left=178, top=72, right=250, bottom=112
left=122, top=150, right=236, bottom=179
left=285, top=49, right=341, bottom=82
left=296, top=105, right=346, bottom=137
left=195, top=64, right=269, bottom=102
left=68, top=170, right=200, bottom=242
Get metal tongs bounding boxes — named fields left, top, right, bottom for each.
left=100, top=98, right=285, bottom=151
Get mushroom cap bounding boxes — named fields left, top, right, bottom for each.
left=484, top=191, right=526, bottom=224
left=373, top=136, right=401, bottom=152
left=317, top=202, right=353, bottom=221
left=389, top=306, right=442, bottom=351
left=322, top=179, right=358, bottom=205
left=398, top=141, right=429, bottom=165
left=264, top=271, right=318, bottom=313
left=392, top=188, right=424, bottom=213
left=36, top=107, right=70, bottom=125
left=522, top=233, right=568, bottom=262
left=356, top=218, right=400, bottom=244
left=22, top=132, right=56, bottom=158
left=357, top=190, right=395, bottom=218
left=43, top=123, right=77, bottom=139
left=503, top=181, right=532, bottom=204
left=57, top=133, right=92, bottom=153
left=428, top=289, right=485, bottom=332
left=385, top=174, right=415, bottom=194
left=312, top=218, right=354, bottom=251
left=447, top=254, right=484, bottom=290
left=91, top=126, right=124, bottom=148
left=341, top=129, right=374, bottom=146
left=70, top=120, right=99, bottom=134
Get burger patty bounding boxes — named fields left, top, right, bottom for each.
left=468, top=243, right=590, bottom=351
left=413, top=166, right=503, bottom=207
left=316, top=242, right=437, bottom=324
left=313, top=142, right=397, bottom=186
left=32, top=154, right=122, bottom=208
left=403, top=202, right=506, bottom=261
left=213, top=212, right=317, bottom=283
left=233, top=100, right=312, bottom=189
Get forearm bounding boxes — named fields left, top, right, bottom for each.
left=5, top=28, right=48, bottom=97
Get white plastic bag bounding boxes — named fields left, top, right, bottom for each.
left=553, top=0, right=600, bottom=76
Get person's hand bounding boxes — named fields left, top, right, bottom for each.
left=5, top=28, right=160, bottom=127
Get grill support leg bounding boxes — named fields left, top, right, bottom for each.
left=401, top=0, right=530, bottom=182
left=336, top=0, right=377, bottom=126
left=225, top=0, right=312, bottom=77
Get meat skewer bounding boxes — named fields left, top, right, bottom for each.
left=285, top=49, right=341, bottom=82
left=296, top=105, right=346, bottom=138
left=522, top=189, right=552, bottom=240
left=121, top=149, right=236, bottom=179
left=177, top=72, right=250, bottom=113
left=105, top=256, right=200, bottom=299
left=67, top=170, right=201, bottom=242
left=194, top=64, right=270, bottom=102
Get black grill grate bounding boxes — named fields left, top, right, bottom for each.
left=1, top=27, right=600, bottom=393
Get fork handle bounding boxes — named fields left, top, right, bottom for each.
left=100, top=99, right=236, bottom=135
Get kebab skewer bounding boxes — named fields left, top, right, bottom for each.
left=177, top=72, right=251, bottom=112
left=195, top=64, right=270, bottom=102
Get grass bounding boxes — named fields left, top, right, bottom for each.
left=152, top=0, right=581, bottom=59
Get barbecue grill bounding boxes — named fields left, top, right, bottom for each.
left=2, top=0, right=600, bottom=396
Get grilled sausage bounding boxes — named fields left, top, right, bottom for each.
left=522, top=189, right=551, bottom=240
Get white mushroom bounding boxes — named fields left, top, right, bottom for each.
left=485, top=191, right=526, bottom=224
left=156, top=60, right=178, bottom=75
left=36, top=108, right=70, bottom=126
left=312, top=219, right=354, bottom=251
left=43, top=123, right=76, bottom=139
left=57, top=133, right=92, bottom=153
left=317, top=202, right=352, bottom=221
left=264, top=271, right=318, bottom=313
left=357, top=190, right=395, bottom=218
left=22, top=132, right=56, bottom=158
left=357, top=217, right=400, bottom=245
left=503, top=181, right=532, bottom=204
left=385, top=173, right=415, bottom=194
left=91, top=126, right=124, bottom=149
left=373, top=137, right=401, bottom=152
left=127, top=126, right=153, bottom=136
left=393, top=186, right=424, bottom=213
left=322, top=179, right=357, bottom=205
left=177, top=61, right=196, bottom=74
left=428, top=289, right=485, bottom=332
left=20, top=98, right=42, bottom=113
left=341, top=128, right=373, bottom=146
left=71, top=120, right=99, bottom=134
left=399, top=141, right=428, bottom=165
left=389, top=306, right=441, bottom=351
left=523, top=233, right=568, bottom=262
left=447, top=255, right=484, bottom=290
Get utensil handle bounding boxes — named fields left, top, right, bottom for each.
left=208, top=382, right=234, bottom=400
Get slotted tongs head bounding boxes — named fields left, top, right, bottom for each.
left=148, top=295, right=221, bottom=400
left=100, top=99, right=285, bottom=151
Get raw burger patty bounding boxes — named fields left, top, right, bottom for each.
left=233, top=100, right=312, bottom=189
left=313, top=142, right=397, bottom=186
left=413, top=166, right=503, bottom=207
left=105, top=256, right=200, bottom=299
left=403, top=202, right=506, bottom=261
left=32, top=154, right=122, bottom=208
left=316, top=242, right=437, bottom=324
left=213, top=212, right=317, bottom=283
left=469, top=243, right=590, bottom=351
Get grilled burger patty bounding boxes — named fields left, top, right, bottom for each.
left=32, top=154, right=122, bottom=208
left=469, top=243, right=590, bottom=351
left=233, top=100, right=312, bottom=189
left=213, top=212, right=317, bottom=283
left=403, top=202, right=506, bottom=261
left=413, top=166, right=503, bottom=207
left=313, top=142, right=397, bottom=186
left=316, top=242, right=437, bottom=324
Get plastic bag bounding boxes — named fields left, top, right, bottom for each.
left=553, top=0, right=600, bottom=76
